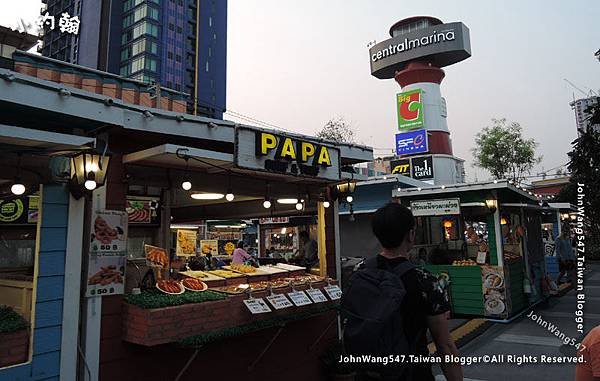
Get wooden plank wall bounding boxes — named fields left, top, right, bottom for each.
left=426, top=264, right=484, bottom=316
left=0, top=184, right=69, bottom=381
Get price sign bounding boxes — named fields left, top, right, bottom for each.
left=324, top=285, right=342, bottom=300
left=476, top=252, right=487, bottom=264
left=306, top=288, right=328, bottom=303
left=266, top=294, right=294, bottom=310
left=243, top=298, right=272, bottom=314
left=287, top=291, right=313, bottom=306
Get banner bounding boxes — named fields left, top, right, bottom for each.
left=86, top=210, right=128, bottom=297
left=396, top=89, right=424, bottom=130
left=395, top=129, right=428, bottom=155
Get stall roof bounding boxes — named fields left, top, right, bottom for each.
left=0, top=124, right=95, bottom=152
left=548, top=202, right=578, bottom=212
left=0, top=67, right=373, bottom=166
left=122, top=144, right=234, bottom=172
left=392, top=179, right=539, bottom=204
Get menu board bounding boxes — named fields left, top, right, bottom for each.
left=481, top=266, right=510, bottom=318
left=176, top=229, right=197, bottom=257
left=126, top=197, right=160, bottom=225
left=86, top=210, right=128, bottom=297
left=200, top=240, right=218, bottom=256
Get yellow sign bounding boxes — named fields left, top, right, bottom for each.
left=256, top=132, right=332, bottom=167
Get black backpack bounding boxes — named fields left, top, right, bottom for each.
left=341, top=257, right=414, bottom=375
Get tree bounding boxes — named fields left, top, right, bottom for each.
left=471, top=118, right=542, bottom=183
left=316, top=117, right=356, bottom=143
left=562, top=113, right=600, bottom=257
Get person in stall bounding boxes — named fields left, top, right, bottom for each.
left=232, top=241, right=252, bottom=265
left=293, top=231, right=319, bottom=270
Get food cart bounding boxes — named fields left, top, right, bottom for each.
left=393, top=180, right=549, bottom=320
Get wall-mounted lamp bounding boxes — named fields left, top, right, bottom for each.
left=484, top=198, right=498, bottom=214
left=70, top=151, right=111, bottom=199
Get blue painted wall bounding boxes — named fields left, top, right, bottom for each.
left=0, top=184, right=69, bottom=381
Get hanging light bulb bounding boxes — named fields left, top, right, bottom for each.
left=11, top=179, right=25, bottom=196
left=346, top=195, right=353, bottom=203
left=295, top=201, right=303, bottom=211
left=84, top=172, right=97, bottom=191
left=225, top=192, right=234, bottom=201
left=263, top=199, right=271, bottom=209
left=323, top=201, right=330, bottom=208
left=181, top=157, right=191, bottom=190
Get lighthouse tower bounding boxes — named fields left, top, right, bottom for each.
left=369, top=16, right=471, bottom=185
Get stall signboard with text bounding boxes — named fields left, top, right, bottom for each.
left=259, top=217, right=290, bottom=225
left=396, top=89, right=424, bottom=130
left=87, top=210, right=128, bottom=297
left=235, top=127, right=341, bottom=181
left=395, top=129, right=428, bottom=155
left=410, top=198, right=460, bottom=216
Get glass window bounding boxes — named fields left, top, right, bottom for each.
left=205, top=61, right=209, bottom=72
left=131, top=56, right=145, bottom=73
left=121, top=48, right=130, bottom=61
left=0, top=190, right=42, bottom=368
left=145, top=57, right=157, bottom=72
left=175, top=54, right=181, bottom=62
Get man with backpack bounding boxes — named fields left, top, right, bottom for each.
left=341, top=203, right=463, bottom=380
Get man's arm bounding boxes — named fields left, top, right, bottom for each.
left=427, top=313, right=463, bottom=381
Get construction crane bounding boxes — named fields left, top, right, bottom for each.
left=563, top=78, right=598, bottom=98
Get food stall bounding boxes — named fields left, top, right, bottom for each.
left=392, top=180, right=549, bottom=320
left=91, top=121, right=372, bottom=381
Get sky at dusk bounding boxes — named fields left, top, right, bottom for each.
left=3, top=1, right=600, bottom=182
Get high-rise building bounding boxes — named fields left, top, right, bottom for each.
left=570, top=96, right=599, bottom=135
left=40, top=0, right=226, bottom=119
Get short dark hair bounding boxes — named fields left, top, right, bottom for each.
left=237, top=240, right=244, bottom=248
left=371, top=203, right=415, bottom=249
left=299, top=231, right=309, bottom=240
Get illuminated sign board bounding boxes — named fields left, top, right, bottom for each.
left=397, top=89, right=424, bottom=130
left=390, top=159, right=411, bottom=176
left=235, top=127, right=341, bottom=180
left=395, top=129, right=428, bottom=155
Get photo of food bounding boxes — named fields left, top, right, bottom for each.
left=176, top=230, right=197, bottom=257
left=200, top=240, right=218, bottom=256
left=90, top=211, right=127, bottom=254
left=145, top=244, right=169, bottom=268
left=484, top=273, right=504, bottom=289
left=86, top=256, right=126, bottom=297
left=485, top=298, right=506, bottom=315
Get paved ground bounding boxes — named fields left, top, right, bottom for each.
left=434, top=262, right=600, bottom=381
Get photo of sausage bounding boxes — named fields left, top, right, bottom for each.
left=88, top=265, right=123, bottom=285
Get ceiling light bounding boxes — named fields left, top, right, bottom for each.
left=182, top=180, right=192, bottom=191
left=263, top=199, right=272, bottom=209
left=346, top=195, right=353, bottom=203
left=277, top=198, right=298, bottom=204
left=191, top=193, right=224, bottom=200
left=323, top=201, right=330, bottom=208
left=225, top=192, right=234, bottom=201
left=295, top=202, right=303, bottom=211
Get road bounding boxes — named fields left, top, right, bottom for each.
left=434, top=262, right=600, bottom=381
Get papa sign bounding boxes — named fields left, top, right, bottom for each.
left=256, top=132, right=332, bottom=167
left=397, top=89, right=424, bottom=130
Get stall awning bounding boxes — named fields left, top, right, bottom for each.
left=122, top=144, right=234, bottom=171
left=0, top=124, right=95, bottom=151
